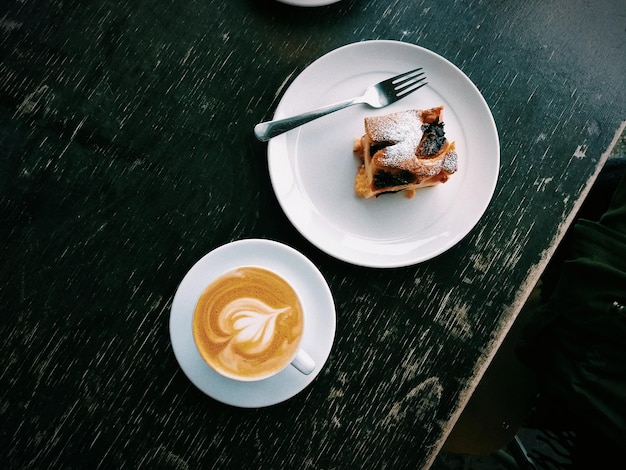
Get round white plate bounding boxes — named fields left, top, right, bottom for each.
left=267, top=40, right=500, bottom=268
left=170, top=239, right=336, bottom=408
left=276, top=0, right=342, bottom=6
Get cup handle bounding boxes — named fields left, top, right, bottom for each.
left=291, top=349, right=315, bottom=375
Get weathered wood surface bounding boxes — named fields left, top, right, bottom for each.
left=1, top=0, right=624, bottom=468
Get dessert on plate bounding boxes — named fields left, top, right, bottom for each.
left=353, top=106, right=458, bottom=198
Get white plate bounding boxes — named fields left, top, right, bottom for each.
left=276, top=0, right=342, bottom=6
left=267, top=40, right=500, bottom=268
left=170, top=239, right=336, bottom=408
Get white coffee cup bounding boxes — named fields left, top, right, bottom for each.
left=192, top=265, right=315, bottom=381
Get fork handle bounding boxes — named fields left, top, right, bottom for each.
left=254, top=97, right=357, bottom=142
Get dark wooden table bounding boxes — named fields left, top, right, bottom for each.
left=1, top=0, right=624, bottom=468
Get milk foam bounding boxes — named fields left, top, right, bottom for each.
left=222, top=298, right=290, bottom=354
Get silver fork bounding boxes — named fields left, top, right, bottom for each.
left=254, top=68, right=427, bottom=142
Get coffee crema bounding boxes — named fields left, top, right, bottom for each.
left=192, top=266, right=304, bottom=380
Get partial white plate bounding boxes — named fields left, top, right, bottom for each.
left=267, top=40, right=500, bottom=268
left=276, top=0, right=342, bottom=6
left=170, top=239, right=336, bottom=408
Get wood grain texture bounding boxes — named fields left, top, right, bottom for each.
left=1, top=0, right=624, bottom=468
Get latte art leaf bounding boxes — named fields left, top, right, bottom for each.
left=225, top=299, right=290, bottom=354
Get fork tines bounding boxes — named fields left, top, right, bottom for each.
left=393, top=68, right=427, bottom=96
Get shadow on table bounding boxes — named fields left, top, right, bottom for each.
left=435, top=153, right=626, bottom=470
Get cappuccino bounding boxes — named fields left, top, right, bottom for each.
left=193, top=266, right=304, bottom=381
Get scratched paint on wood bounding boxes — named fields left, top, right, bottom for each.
left=1, top=0, right=624, bottom=469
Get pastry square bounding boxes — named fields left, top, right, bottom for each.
left=353, top=106, right=458, bottom=198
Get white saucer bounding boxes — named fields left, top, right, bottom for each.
left=169, top=239, right=336, bottom=407
left=267, top=40, right=500, bottom=268
left=276, top=0, right=343, bottom=6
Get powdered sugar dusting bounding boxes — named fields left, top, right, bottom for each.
left=366, top=110, right=423, bottom=167
left=442, top=151, right=458, bottom=173
left=367, top=110, right=422, bottom=142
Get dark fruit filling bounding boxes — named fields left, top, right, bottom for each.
left=370, top=141, right=393, bottom=155
left=374, top=170, right=416, bottom=189
left=419, top=119, right=446, bottom=156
